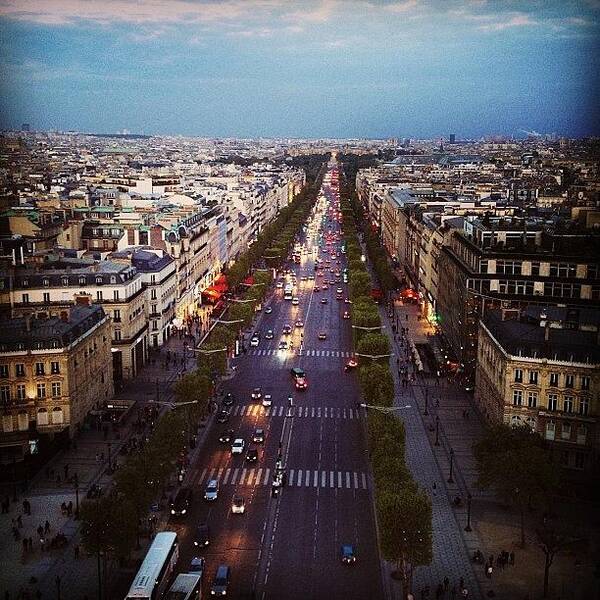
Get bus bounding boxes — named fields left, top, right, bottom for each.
left=284, top=283, right=294, bottom=301
left=125, top=531, right=179, bottom=600
left=163, top=573, right=202, bottom=600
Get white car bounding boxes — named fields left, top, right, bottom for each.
left=262, top=394, right=272, bottom=407
left=292, top=297, right=300, bottom=305
left=231, top=439, right=245, bottom=454
left=232, top=496, right=246, bottom=514
left=276, top=281, right=284, bottom=289
left=250, top=336, right=259, bottom=347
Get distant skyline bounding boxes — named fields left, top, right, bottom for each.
left=1, top=0, right=599, bottom=139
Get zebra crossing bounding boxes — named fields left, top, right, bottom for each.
left=227, top=404, right=362, bottom=420
left=249, top=349, right=353, bottom=358
left=197, top=466, right=369, bottom=490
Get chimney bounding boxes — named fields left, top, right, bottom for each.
left=60, top=309, right=69, bottom=322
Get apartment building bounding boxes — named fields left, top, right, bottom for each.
left=475, top=306, right=599, bottom=475
left=0, top=304, right=113, bottom=465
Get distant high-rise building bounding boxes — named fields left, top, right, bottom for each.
left=21, top=123, right=30, bottom=132
left=449, top=133, right=456, bottom=144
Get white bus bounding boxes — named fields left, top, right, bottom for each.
left=125, top=531, right=179, bottom=600
left=163, top=573, right=202, bottom=600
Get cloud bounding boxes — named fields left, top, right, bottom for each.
left=476, top=12, right=538, bottom=31
left=383, top=0, right=418, bottom=13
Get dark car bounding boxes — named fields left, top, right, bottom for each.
left=282, top=324, right=292, bottom=335
left=170, top=486, right=193, bottom=517
left=222, top=393, right=235, bottom=406
left=219, top=429, right=235, bottom=443
left=194, top=523, right=210, bottom=547
left=211, top=565, right=231, bottom=596
left=341, top=544, right=356, bottom=564
left=246, top=448, right=259, bottom=463
left=216, top=409, right=230, bottom=423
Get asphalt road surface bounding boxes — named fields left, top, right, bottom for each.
left=160, top=162, right=384, bottom=600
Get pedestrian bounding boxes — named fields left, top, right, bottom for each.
left=432, top=482, right=437, bottom=496
left=44, top=520, right=50, bottom=534
left=486, top=565, right=493, bottom=578
left=443, top=576, right=449, bottom=591
left=67, top=501, right=73, bottom=516
left=22, top=537, right=28, bottom=554
left=465, top=410, right=469, bottom=419
left=37, top=525, right=43, bottom=538
left=74, top=544, right=80, bottom=559
left=16, top=515, right=22, bottom=528
left=28, top=537, right=33, bottom=552
left=435, top=399, right=440, bottom=408
left=459, top=577, right=464, bottom=591
left=509, top=551, right=515, bottom=565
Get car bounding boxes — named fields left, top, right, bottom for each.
left=322, top=283, right=329, bottom=290
left=253, top=428, right=265, bottom=443
left=250, top=336, right=260, bottom=347
left=341, top=544, right=356, bottom=564
left=170, top=486, right=193, bottom=517
left=246, top=448, right=258, bottom=463
left=231, top=438, right=245, bottom=454
left=251, top=387, right=262, bottom=399
left=276, top=281, right=284, bottom=289
left=231, top=496, right=246, bottom=514
left=265, top=329, right=274, bottom=340
left=295, top=320, right=304, bottom=328
left=222, top=393, right=234, bottom=406
left=314, top=285, right=320, bottom=292
left=318, top=332, right=327, bottom=340
left=204, top=479, right=219, bottom=501
left=216, top=409, right=230, bottom=424
left=336, top=288, right=343, bottom=294
left=219, top=429, right=235, bottom=443
left=292, top=297, right=300, bottom=305
left=278, top=340, right=288, bottom=350
left=345, top=358, right=358, bottom=371
left=330, top=268, right=336, bottom=274
left=321, top=298, right=328, bottom=304
left=189, top=556, right=206, bottom=574
left=343, top=311, right=350, bottom=319
left=265, top=306, right=273, bottom=314
left=344, top=298, right=352, bottom=304
left=291, top=367, right=308, bottom=390
left=194, top=523, right=210, bottom=547
left=282, top=324, right=292, bottom=335
left=211, top=565, right=231, bottom=596
left=336, top=294, right=343, bottom=300
left=262, top=394, right=272, bottom=407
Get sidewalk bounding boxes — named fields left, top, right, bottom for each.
left=0, top=333, right=194, bottom=600
left=386, top=301, right=597, bottom=600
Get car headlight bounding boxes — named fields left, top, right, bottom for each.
left=171, top=509, right=175, bottom=514
left=194, top=541, right=198, bottom=546
left=181, top=509, right=186, bottom=514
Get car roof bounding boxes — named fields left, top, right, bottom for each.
left=342, top=544, right=355, bottom=552
left=233, top=438, right=244, bottom=443
left=207, top=479, right=218, bottom=486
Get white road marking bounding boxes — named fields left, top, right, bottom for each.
left=240, top=468, right=247, bottom=485
left=330, top=471, right=334, bottom=488
left=223, top=468, right=231, bottom=485
left=354, top=472, right=358, bottom=489
left=263, top=468, right=270, bottom=485
left=231, top=468, right=239, bottom=484
left=198, top=468, right=207, bottom=484
left=255, top=468, right=263, bottom=485
left=361, top=473, right=367, bottom=489
left=346, top=471, right=351, bottom=488
left=289, top=469, right=295, bottom=486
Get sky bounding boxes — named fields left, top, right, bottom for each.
left=0, top=0, right=599, bottom=139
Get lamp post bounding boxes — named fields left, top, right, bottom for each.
left=434, top=415, right=440, bottom=446
left=464, top=492, right=473, bottom=532
left=447, top=447, right=455, bottom=484
left=74, top=473, right=80, bottom=520
left=424, top=387, right=429, bottom=416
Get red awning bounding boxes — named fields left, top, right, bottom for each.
left=243, top=275, right=255, bottom=286
left=214, top=274, right=228, bottom=292
left=400, top=288, right=418, bottom=299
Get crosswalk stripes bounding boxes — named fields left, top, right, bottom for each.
left=228, top=404, right=361, bottom=419
left=197, top=465, right=369, bottom=490
left=249, top=349, right=353, bottom=358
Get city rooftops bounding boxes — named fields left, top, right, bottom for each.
left=0, top=304, right=108, bottom=353
left=482, top=308, right=600, bottom=365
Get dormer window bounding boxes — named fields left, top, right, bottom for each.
left=110, top=276, right=116, bottom=284
left=96, top=276, right=103, bottom=285
left=79, top=276, right=86, bottom=285
left=43, top=278, right=50, bottom=287
left=62, top=277, right=69, bottom=286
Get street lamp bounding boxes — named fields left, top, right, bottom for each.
left=434, top=415, right=440, bottom=447
left=448, top=447, right=455, bottom=484
left=465, top=492, right=473, bottom=532
left=74, top=473, right=80, bottom=520
left=424, top=388, right=429, bottom=416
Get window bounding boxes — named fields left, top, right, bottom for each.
left=580, top=376, right=590, bottom=391
left=151, top=304, right=157, bottom=314
left=563, top=396, right=573, bottom=413
left=35, top=362, right=45, bottom=376
left=22, top=293, right=29, bottom=304
left=561, top=422, right=571, bottom=440
left=36, top=383, right=46, bottom=399
left=51, top=361, right=60, bottom=374
left=113, top=290, right=120, bottom=301
left=514, top=368, right=523, bottom=383
left=588, top=264, right=600, bottom=280
left=42, top=278, right=49, bottom=287
left=0, top=365, right=8, bottom=378
left=51, top=382, right=61, bottom=397
left=549, top=263, right=576, bottom=278
left=113, top=309, right=121, bottom=323
left=565, top=374, right=574, bottom=389
left=545, top=420, right=555, bottom=441
left=62, top=277, right=69, bottom=286
left=110, top=276, right=117, bottom=284
left=526, top=416, right=536, bottom=430
left=16, top=363, right=25, bottom=377
left=0, top=385, right=10, bottom=403
left=529, top=370, right=539, bottom=385
left=549, top=372, right=559, bottom=387
left=527, top=391, right=537, bottom=408
left=96, top=276, right=103, bottom=284
left=574, top=452, right=586, bottom=470
left=79, top=276, right=86, bottom=285
left=547, top=394, right=558, bottom=411
left=512, top=390, right=523, bottom=406
left=16, top=384, right=25, bottom=401
left=152, top=320, right=158, bottom=331
left=96, top=291, right=103, bottom=301
left=577, top=425, right=587, bottom=445
left=151, top=289, right=157, bottom=300
left=114, top=330, right=122, bottom=341
left=531, top=261, right=540, bottom=276
left=43, top=292, right=50, bottom=303
left=579, top=397, right=589, bottom=416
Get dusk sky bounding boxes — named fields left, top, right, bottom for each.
left=1, top=0, right=599, bottom=139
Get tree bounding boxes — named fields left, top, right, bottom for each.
left=376, top=487, right=432, bottom=596
left=536, top=517, right=583, bottom=598
left=473, top=424, right=559, bottom=547
left=356, top=333, right=390, bottom=360
left=358, top=362, right=394, bottom=407
left=350, top=272, right=372, bottom=298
